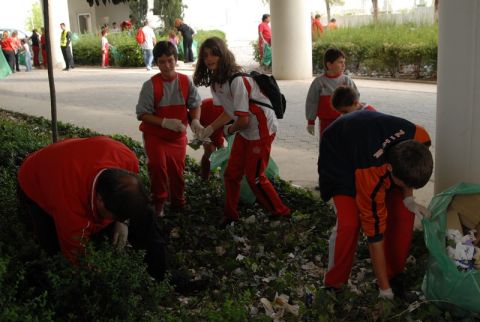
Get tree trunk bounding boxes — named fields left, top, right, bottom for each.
left=372, top=0, right=378, bottom=23
left=325, top=0, right=331, bottom=23
left=434, top=0, right=439, bottom=21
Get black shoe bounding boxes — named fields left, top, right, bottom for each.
left=389, top=273, right=416, bottom=301
left=314, top=185, right=320, bottom=191
left=170, top=271, right=208, bottom=294
left=62, top=68, right=69, bottom=71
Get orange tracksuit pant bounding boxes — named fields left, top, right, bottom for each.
left=224, top=133, right=290, bottom=220
left=324, top=188, right=415, bottom=288
left=143, top=133, right=187, bottom=210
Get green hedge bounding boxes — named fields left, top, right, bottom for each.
left=253, top=23, right=438, bottom=79
left=73, top=29, right=226, bottom=67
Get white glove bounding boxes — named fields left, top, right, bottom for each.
left=198, top=125, right=214, bottom=140
left=161, top=118, right=186, bottom=132
left=306, top=124, right=315, bottom=136
left=190, top=119, right=204, bottom=135
left=378, top=288, right=394, bottom=300
left=403, top=196, right=431, bottom=220
left=223, top=124, right=234, bottom=136
left=112, top=221, right=129, bottom=249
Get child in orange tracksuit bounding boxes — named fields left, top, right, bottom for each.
left=305, top=48, right=357, bottom=189
left=136, top=41, right=203, bottom=216
left=331, top=86, right=376, bottom=115
left=198, top=98, right=225, bottom=180
left=193, top=37, right=290, bottom=227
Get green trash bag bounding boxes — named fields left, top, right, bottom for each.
left=262, top=43, right=272, bottom=66
left=210, top=134, right=279, bottom=204
left=422, top=182, right=480, bottom=314
left=18, top=52, right=26, bottom=66
left=0, top=52, right=12, bottom=79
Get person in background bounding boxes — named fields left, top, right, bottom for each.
left=328, top=18, right=338, bottom=30
left=257, top=13, right=271, bottom=66
left=30, top=29, right=41, bottom=68
left=136, top=41, right=202, bottom=217
left=21, top=38, right=32, bottom=72
left=101, top=29, right=109, bottom=68
left=139, top=20, right=157, bottom=71
left=319, top=111, right=433, bottom=299
left=11, top=31, right=21, bottom=72
left=168, top=30, right=178, bottom=52
left=194, top=37, right=290, bottom=227
left=311, top=14, right=324, bottom=39
left=174, top=18, right=195, bottom=64
left=1, top=31, right=15, bottom=72
left=111, top=22, right=120, bottom=33
left=40, top=27, right=47, bottom=68
left=60, top=23, right=74, bottom=71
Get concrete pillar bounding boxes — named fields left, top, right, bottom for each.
left=435, top=1, right=480, bottom=192
left=45, top=0, right=71, bottom=69
left=270, top=0, right=312, bottom=80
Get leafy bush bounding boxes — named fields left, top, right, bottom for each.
left=252, top=23, right=438, bottom=79
left=73, top=29, right=225, bottom=67
left=0, top=109, right=463, bottom=321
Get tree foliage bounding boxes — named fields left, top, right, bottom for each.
left=25, top=1, right=44, bottom=31
left=325, top=0, right=344, bottom=22
left=153, top=0, right=185, bottom=32
left=128, top=0, right=148, bottom=29
left=86, top=0, right=128, bottom=6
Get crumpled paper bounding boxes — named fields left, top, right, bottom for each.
left=260, top=293, right=299, bottom=321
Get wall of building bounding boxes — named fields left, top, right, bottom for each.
left=94, top=2, right=130, bottom=31
left=67, top=0, right=97, bottom=34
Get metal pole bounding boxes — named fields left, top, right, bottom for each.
left=42, top=0, right=58, bottom=143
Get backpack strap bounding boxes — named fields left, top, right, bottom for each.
left=151, top=73, right=190, bottom=107
left=151, top=74, right=164, bottom=108
left=177, top=73, right=190, bottom=104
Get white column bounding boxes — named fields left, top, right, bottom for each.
left=435, top=1, right=480, bottom=192
left=46, top=0, right=71, bottom=69
left=270, top=0, right=312, bottom=80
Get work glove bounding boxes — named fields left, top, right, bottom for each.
left=198, top=125, right=214, bottom=140
left=378, top=288, right=394, bottom=300
left=223, top=124, right=234, bottom=137
left=306, top=124, right=315, bottom=136
left=112, top=221, right=129, bottom=249
left=403, top=196, right=431, bottom=220
left=161, top=118, right=186, bottom=132
left=190, top=119, right=204, bottom=135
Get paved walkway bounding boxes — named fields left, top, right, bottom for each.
left=0, top=65, right=437, bottom=205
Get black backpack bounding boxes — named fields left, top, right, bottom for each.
left=229, top=71, right=286, bottom=119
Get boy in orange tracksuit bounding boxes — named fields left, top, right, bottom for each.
left=331, top=86, right=376, bottom=114
left=320, top=111, right=433, bottom=299
left=136, top=41, right=203, bottom=216
left=305, top=48, right=357, bottom=190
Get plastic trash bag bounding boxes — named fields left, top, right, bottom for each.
left=0, top=52, right=12, bottom=79
left=262, top=43, right=272, bottom=66
left=422, top=182, right=480, bottom=314
left=209, top=134, right=279, bottom=204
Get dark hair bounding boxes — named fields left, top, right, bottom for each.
left=153, top=41, right=178, bottom=62
left=262, top=14, right=270, bottom=22
left=96, top=168, right=151, bottom=222
left=386, top=140, right=433, bottom=189
left=331, top=86, right=359, bottom=110
left=330, top=18, right=336, bottom=22
left=324, top=48, right=345, bottom=70
left=315, top=14, right=321, bottom=19
left=193, top=36, right=243, bottom=87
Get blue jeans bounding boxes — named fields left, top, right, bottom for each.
left=143, top=49, right=153, bottom=69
